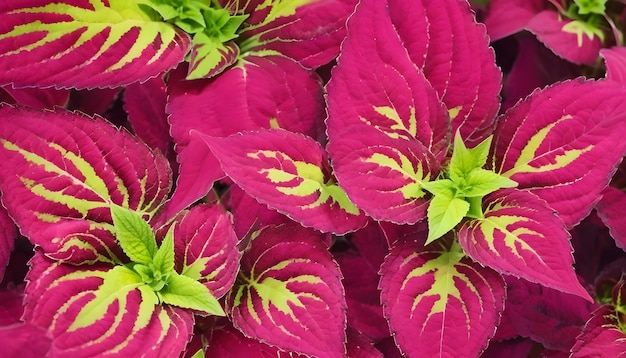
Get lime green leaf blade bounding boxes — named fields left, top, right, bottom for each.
left=110, top=204, right=157, bottom=265
left=460, top=169, right=518, bottom=197
left=152, top=224, right=175, bottom=275
left=159, top=273, right=225, bottom=316
left=425, top=194, right=470, bottom=245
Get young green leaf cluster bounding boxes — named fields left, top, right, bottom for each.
left=422, top=132, right=517, bottom=244
left=110, top=204, right=224, bottom=316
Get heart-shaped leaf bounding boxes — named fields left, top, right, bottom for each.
left=0, top=0, right=190, bottom=89
left=492, top=79, right=626, bottom=228
left=458, top=189, right=592, bottom=301
left=198, top=129, right=366, bottom=234
left=0, top=105, right=172, bottom=264
left=379, top=238, right=505, bottom=357
left=226, top=223, right=347, bottom=357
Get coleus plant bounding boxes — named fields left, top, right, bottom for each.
left=2, top=0, right=626, bottom=358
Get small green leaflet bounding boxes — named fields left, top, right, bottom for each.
left=423, top=131, right=517, bottom=244
left=111, top=204, right=157, bottom=265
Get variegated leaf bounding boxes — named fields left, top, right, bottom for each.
left=379, top=238, right=505, bottom=357
left=571, top=304, right=626, bottom=357
left=226, top=224, right=347, bottom=358
left=0, top=0, right=190, bottom=89
left=162, top=55, right=325, bottom=221
left=458, top=189, right=592, bottom=301
left=492, top=79, right=626, bottom=228
left=224, top=0, right=358, bottom=68
left=24, top=252, right=194, bottom=357
left=0, top=105, right=171, bottom=264
left=329, top=133, right=438, bottom=225
left=197, top=129, right=366, bottom=234
left=161, top=204, right=240, bottom=298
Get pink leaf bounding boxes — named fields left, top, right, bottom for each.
left=492, top=79, right=626, bottom=228
left=526, top=10, right=603, bottom=65
left=0, top=105, right=171, bottom=264
left=483, top=0, right=545, bottom=41
left=226, top=224, right=347, bottom=357
left=502, top=276, right=595, bottom=351
left=0, top=202, right=16, bottom=281
left=124, top=76, right=176, bottom=172
left=379, top=238, right=505, bottom=357
left=198, top=129, right=367, bottom=234
left=388, top=0, right=502, bottom=144
left=602, top=46, right=626, bottom=85
left=162, top=204, right=240, bottom=298
left=458, top=189, right=592, bottom=301
left=163, top=56, right=325, bottom=220
left=0, top=1, right=189, bottom=89
left=596, top=186, right=626, bottom=251
left=571, top=304, right=626, bottom=357
left=232, top=0, right=358, bottom=68
left=2, top=86, right=70, bottom=108
left=229, top=185, right=290, bottom=239
left=24, top=252, right=195, bottom=357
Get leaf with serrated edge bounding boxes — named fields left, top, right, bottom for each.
left=0, top=105, right=171, bottom=264
left=492, top=79, right=626, bottom=228
left=0, top=202, right=16, bottom=281
left=159, top=273, right=225, bottom=316
left=164, top=204, right=240, bottom=298
left=571, top=304, right=626, bottom=357
left=0, top=0, right=190, bottom=89
left=110, top=204, right=156, bottom=266
left=226, top=224, right=347, bottom=358
left=196, top=128, right=366, bottom=234
left=23, top=253, right=194, bottom=357
left=458, top=188, right=592, bottom=301
left=379, top=239, right=505, bottom=357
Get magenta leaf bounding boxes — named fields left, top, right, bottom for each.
left=458, top=189, right=592, bottom=301
left=0, top=1, right=190, bottom=89
left=483, top=0, right=545, bottom=41
left=526, top=10, right=603, bottom=65
left=230, top=0, right=358, bottom=68
left=602, top=46, right=626, bottom=85
left=571, top=304, right=626, bottom=357
left=229, top=185, right=291, bottom=239
left=24, top=252, right=195, bottom=357
left=0, top=105, right=171, bottom=264
left=198, top=129, right=366, bottom=234
left=2, top=86, right=70, bottom=109
left=199, top=322, right=300, bottom=357
left=226, top=224, right=347, bottom=357
left=596, top=186, right=626, bottom=251
left=492, top=79, right=626, bottom=228
left=163, top=204, right=240, bottom=299
left=379, top=238, right=505, bottom=357
left=502, top=276, right=594, bottom=351
left=387, top=0, right=502, bottom=143
left=163, top=55, right=325, bottom=220
left=0, top=203, right=16, bottom=281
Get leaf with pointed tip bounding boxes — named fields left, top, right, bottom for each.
left=596, top=186, right=626, bottom=251
left=424, top=191, right=469, bottom=245
left=492, top=79, right=626, bottom=228
left=24, top=253, right=194, bottom=357
left=232, top=0, right=358, bottom=68
left=602, top=47, right=626, bottom=85
left=187, top=38, right=238, bottom=79
left=386, top=0, right=502, bottom=144
left=110, top=204, right=157, bottom=266
left=226, top=224, right=347, bottom=358
left=197, top=129, right=366, bottom=234
left=163, top=55, right=324, bottom=221
left=325, top=0, right=449, bottom=159
left=0, top=0, right=190, bottom=89
left=526, top=10, right=603, bottom=65
left=379, top=239, right=505, bottom=357
left=164, top=204, right=240, bottom=298
left=458, top=189, right=592, bottom=301
left=329, top=132, right=439, bottom=225
left=159, top=273, right=225, bottom=316
left=571, top=304, right=626, bottom=357
left=0, top=105, right=172, bottom=264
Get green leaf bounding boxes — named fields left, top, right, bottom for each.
left=111, top=204, right=157, bottom=265
left=448, top=131, right=493, bottom=182
left=574, top=0, right=607, bottom=15
left=422, top=179, right=456, bottom=197
left=159, top=274, right=225, bottom=316
left=426, top=193, right=470, bottom=245
left=153, top=225, right=175, bottom=276
left=460, top=169, right=518, bottom=197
